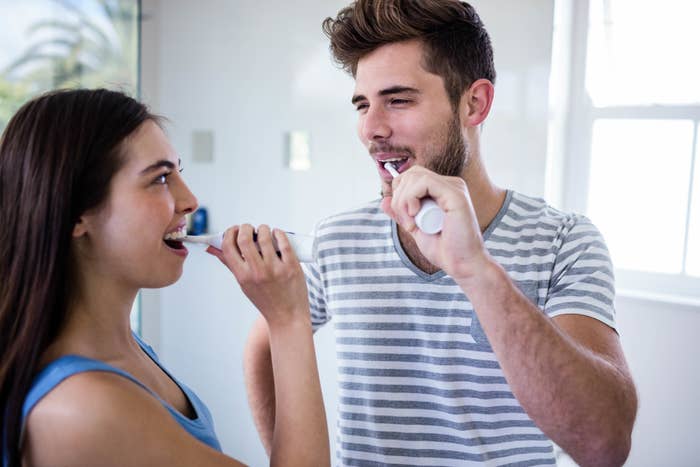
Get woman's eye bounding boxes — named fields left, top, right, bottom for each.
left=154, top=172, right=170, bottom=185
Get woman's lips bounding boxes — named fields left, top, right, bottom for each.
left=163, top=239, right=189, bottom=257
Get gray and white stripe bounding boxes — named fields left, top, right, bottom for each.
left=304, top=190, right=615, bottom=466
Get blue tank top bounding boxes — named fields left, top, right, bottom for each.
left=7, top=333, right=221, bottom=464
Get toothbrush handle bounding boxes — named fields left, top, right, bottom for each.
left=188, top=231, right=316, bottom=262
left=415, top=198, right=444, bottom=234
left=194, top=232, right=316, bottom=263
left=383, top=162, right=443, bottom=234
left=208, top=233, right=224, bottom=250
left=253, top=231, right=316, bottom=263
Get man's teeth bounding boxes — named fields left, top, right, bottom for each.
left=383, top=157, right=406, bottom=162
left=164, top=227, right=187, bottom=241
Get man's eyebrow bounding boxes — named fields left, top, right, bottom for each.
left=379, top=86, right=420, bottom=96
left=139, top=158, right=180, bottom=174
left=351, top=94, right=366, bottom=105
left=351, top=86, right=420, bottom=105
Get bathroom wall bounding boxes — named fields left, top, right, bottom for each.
left=141, top=1, right=699, bottom=465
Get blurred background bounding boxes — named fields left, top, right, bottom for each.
left=1, top=0, right=698, bottom=465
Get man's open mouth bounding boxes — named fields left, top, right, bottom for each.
left=380, top=156, right=409, bottom=172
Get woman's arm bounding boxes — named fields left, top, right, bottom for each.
left=210, top=224, right=330, bottom=467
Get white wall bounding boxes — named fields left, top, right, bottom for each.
left=141, top=2, right=700, bottom=466
left=615, top=295, right=700, bottom=467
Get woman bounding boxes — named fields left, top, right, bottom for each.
left=0, top=89, right=329, bottom=466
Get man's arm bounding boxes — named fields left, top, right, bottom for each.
left=457, top=261, right=637, bottom=467
left=384, top=167, right=637, bottom=467
left=243, top=316, right=275, bottom=455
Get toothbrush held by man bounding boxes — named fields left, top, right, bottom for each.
left=384, top=161, right=445, bottom=234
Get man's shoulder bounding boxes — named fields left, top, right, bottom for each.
left=315, top=199, right=387, bottom=233
left=506, top=190, right=591, bottom=230
left=504, top=191, right=606, bottom=251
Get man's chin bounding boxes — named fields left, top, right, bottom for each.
left=380, top=196, right=395, bottom=219
left=380, top=181, right=392, bottom=198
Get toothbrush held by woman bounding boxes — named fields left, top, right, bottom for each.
left=182, top=230, right=317, bottom=263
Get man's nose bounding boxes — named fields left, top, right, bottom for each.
left=360, top=105, right=392, bottom=143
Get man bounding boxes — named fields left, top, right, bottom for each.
left=244, top=1, right=638, bottom=465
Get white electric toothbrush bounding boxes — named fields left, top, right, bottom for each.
left=384, top=162, right=444, bottom=234
left=182, top=231, right=317, bottom=263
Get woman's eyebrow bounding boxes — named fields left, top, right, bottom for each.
left=139, top=159, right=176, bottom=174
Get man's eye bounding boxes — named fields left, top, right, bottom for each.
left=391, top=98, right=410, bottom=105
left=355, top=103, right=369, bottom=111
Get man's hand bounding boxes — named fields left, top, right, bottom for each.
left=381, top=165, right=491, bottom=280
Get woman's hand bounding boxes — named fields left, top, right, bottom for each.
left=207, top=224, right=330, bottom=466
left=207, top=224, right=310, bottom=329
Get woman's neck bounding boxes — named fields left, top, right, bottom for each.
left=43, top=275, right=140, bottom=364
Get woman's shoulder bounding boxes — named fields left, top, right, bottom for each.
left=22, top=370, right=236, bottom=466
left=23, top=370, right=165, bottom=464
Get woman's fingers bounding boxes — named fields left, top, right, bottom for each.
left=256, top=224, right=279, bottom=265
left=273, top=229, right=299, bottom=265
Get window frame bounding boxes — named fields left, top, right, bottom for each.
left=553, top=0, right=700, bottom=302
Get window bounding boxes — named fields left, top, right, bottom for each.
left=0, top=0, right=143, bottom=329
left=0, top=0, right=140, bottom=129
left=551, top=0, right=700, bottom=300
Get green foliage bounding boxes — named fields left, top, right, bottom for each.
left=0, top=79, right=34, bottom=132
left=1, top=0, right=139, bottom=133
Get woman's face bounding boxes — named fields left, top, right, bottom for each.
left=76, top=120, right=198, bottom=290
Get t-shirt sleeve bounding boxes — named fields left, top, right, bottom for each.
left=302, top=222, right=330, bottom=332
left=544, top=215, right=617, bottom=331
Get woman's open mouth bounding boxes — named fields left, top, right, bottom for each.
left=163, top=225, right=188, bottom=252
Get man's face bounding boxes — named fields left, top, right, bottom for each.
left=352, top=39, right=468, bottom=195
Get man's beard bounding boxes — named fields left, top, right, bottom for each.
left=426, top=113, right=469, bottom=177
left=376, top=112, right=468, bottom=198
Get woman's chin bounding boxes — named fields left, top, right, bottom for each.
left=139, top=268, right=184, bottom=289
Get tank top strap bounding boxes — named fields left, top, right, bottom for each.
left=22, top=355, right=152, bottom=421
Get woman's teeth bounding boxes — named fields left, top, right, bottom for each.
left=164, top=226, right=187, bottom=241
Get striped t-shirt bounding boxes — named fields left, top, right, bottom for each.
left=302, top=190, right=616, bottom=466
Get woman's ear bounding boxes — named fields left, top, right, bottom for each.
left=459, top=78, right=495, bottom=128
left=72, top=218, right=88, bottom=238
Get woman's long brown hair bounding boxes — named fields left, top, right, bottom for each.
left=0, top=89, right=156, bottom=466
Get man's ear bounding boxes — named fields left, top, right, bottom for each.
left=459, top=78, right=495, bottom=128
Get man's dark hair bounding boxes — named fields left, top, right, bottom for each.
left=323, top=0, right=496, bottom=107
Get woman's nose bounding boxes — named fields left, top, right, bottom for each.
left=174, top=178, right=198, bottom=215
